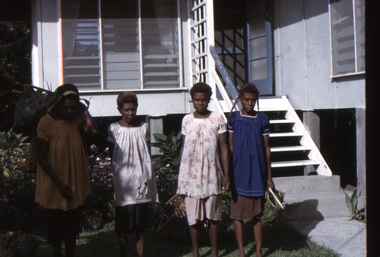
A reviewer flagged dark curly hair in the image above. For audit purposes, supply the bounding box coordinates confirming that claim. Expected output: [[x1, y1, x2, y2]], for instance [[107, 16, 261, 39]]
[[117, 92, 138, 109], [231, 83, 260, 112], [189, 82, 212, 99], [48, 83, 80, 113], [55, 83, 80, 102]]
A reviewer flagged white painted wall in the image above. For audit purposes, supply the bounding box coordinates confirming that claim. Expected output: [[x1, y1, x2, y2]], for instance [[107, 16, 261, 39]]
[[32, 0, 61, 90], [273, 0, 365, 110], [81, 90, 190, 117]]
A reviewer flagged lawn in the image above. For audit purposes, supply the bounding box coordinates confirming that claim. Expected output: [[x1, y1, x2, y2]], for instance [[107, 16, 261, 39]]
[[34, 220, 338, 257]]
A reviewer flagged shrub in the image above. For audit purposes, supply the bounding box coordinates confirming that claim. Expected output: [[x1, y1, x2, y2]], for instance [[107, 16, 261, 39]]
[[0, 133, 45, 235], [82, 145, 115, 231]]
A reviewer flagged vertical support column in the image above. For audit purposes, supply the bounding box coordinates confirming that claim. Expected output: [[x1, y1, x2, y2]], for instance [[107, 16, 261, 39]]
[[303, 110, 320, 175], [149, 115, 167, 155], [356, 108, 366, 209]]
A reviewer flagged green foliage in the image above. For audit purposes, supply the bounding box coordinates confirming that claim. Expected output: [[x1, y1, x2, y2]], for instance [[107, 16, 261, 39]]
[[150, 131, 182, 168], [261, 189, 286, 227], [0, 21, 32, 131], [0, 138, 45, 235], [341, 187, 366, 222], [0, 129, 28, 182], [154, 165, 179, 204], [0, 21, 31, 86], [83, 145, 115, 231]]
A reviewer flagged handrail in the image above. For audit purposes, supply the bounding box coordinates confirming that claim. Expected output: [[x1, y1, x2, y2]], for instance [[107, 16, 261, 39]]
[[209, 45, 240, 107]]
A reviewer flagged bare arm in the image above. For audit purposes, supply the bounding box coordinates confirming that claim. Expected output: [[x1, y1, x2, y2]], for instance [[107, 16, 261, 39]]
[[219, 132, 230, 191], [108, 142, 115, 160], [228, 132, 234, 154], [79, 110, 99, 135], [264, 134, 274, 189], [37, 138, 73, 199], [179, 135, 186, 162]]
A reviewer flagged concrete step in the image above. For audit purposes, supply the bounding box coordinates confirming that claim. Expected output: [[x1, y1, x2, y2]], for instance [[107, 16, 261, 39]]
[[273, 175, 341, 193], [273, 175, 350, 220]]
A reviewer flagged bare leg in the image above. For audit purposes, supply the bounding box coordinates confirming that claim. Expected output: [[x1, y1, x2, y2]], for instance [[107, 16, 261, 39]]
[[209, 220, 219, 257], [253, 217, 263, 257], [135, 229, 144, 257], [233, 220, 245, 257], [51, 242, 62, 257], [189, 223, 200, 257], [119, 236, 127, 257], [64, 235, 76, 257]]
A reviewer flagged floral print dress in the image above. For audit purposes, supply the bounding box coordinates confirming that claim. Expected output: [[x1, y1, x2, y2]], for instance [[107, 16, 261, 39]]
[[177, 112, 227, 199]]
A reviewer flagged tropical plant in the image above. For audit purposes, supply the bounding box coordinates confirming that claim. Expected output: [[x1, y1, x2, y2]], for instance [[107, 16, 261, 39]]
[[0, 129, 28, 183], [341, 187, 366, 222], [83, 145, 115, 230], [150, 131, 182, 168]]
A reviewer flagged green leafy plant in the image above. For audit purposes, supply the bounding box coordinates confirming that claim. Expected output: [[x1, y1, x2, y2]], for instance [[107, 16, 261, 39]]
[[83, 145, 115, 231], [0, 129, 28, 182], [150, 131, 182, 168], [261, 189, 286, 227], [341, 187, 366, 222]]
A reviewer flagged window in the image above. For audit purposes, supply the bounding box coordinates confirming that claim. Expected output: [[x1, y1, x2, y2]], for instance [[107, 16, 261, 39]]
[[246, 0, 273, 95], [61, 0, 182, 91], [329, 0, 365, 77]]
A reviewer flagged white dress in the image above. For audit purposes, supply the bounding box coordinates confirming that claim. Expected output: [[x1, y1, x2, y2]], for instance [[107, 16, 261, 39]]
[[107, 121, 158, 206], [177, 112, 227, 199]]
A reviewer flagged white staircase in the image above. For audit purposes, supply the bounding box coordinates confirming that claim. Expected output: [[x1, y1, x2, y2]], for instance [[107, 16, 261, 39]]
[[212, 92, 332, 177], [259, 96, 332, 176]]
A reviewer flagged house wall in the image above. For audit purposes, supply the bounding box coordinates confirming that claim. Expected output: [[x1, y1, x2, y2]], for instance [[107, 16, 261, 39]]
[[273, 0, 365, 110]]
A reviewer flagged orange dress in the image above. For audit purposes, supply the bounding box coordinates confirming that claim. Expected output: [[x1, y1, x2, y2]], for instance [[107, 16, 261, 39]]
[[35, 114, 91, 211]]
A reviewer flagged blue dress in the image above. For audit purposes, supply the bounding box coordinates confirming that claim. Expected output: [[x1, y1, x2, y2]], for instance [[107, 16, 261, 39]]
[[227, 111, 270, 197]]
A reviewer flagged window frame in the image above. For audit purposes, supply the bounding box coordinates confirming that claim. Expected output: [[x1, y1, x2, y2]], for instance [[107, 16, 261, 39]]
[[59, 0, 184, 92], [328, 0, 365, 78]]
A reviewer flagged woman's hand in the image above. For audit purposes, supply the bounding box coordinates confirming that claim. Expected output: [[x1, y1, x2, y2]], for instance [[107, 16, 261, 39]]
[[58, 183, 74, 200], [267, 177, 275, 190]]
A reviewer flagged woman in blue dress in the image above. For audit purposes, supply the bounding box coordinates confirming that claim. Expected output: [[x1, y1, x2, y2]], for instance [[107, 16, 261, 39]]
[[227, 83, 275, 257]]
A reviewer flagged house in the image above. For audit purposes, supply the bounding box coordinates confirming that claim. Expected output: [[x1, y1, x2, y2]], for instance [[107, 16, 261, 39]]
[[1, 0, 366, 208]]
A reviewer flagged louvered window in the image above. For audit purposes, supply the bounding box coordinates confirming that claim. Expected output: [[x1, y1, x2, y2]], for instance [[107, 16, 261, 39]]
[[329, 0, 365, 77], [61, 0, 182, 91]]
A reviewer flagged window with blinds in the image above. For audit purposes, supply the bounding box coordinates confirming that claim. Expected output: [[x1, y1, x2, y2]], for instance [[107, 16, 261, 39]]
[[61, 0, 181, 91], [330, 0, 365, 76]]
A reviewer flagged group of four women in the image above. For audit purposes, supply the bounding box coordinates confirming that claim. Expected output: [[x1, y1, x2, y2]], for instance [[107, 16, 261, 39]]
[[36, 82, 274, 257]]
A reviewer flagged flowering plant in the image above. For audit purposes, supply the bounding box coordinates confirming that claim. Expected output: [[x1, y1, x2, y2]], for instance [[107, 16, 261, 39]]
[[0, 130, 44, 234], [82, 145, 115, 230]]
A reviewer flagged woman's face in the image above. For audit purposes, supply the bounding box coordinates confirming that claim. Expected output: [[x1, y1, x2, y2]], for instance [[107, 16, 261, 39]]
[[58, 99, 78, 120], [192, 92, 210, 114], [240, 92, 258, 115], [119, 102, 137, 123]]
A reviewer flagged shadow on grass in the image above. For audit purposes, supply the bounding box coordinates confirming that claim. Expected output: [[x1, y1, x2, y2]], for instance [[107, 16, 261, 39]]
[[35, 218, 337, 257]]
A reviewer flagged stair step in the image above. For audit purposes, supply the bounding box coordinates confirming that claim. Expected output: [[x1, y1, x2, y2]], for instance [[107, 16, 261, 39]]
[[272, 159, 320, 168], [273, 175, 341, 193], [270, 119, 295, 124], [269, 132, 303, 138], [271, 146, 312, 152]]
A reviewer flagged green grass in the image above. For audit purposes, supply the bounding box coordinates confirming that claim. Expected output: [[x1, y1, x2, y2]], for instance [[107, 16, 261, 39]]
[[34, 221, 338, 257]]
